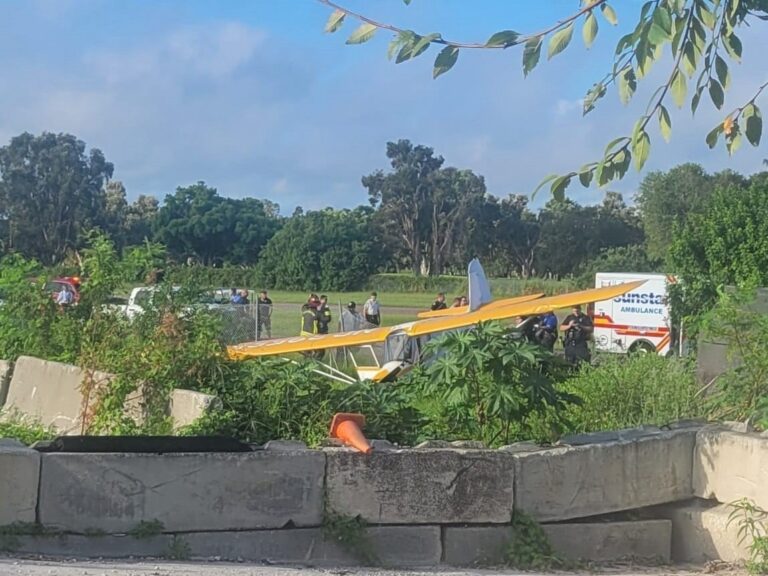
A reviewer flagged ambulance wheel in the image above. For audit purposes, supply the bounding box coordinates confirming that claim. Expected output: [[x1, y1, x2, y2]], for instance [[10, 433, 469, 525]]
[[629, 341, 655, 355]]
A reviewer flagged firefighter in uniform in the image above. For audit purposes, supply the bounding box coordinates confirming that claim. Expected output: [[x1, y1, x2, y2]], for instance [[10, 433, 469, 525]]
[[317, 295, 332, 335]]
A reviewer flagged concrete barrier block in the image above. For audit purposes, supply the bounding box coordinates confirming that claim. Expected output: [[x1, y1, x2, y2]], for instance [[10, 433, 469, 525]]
[[10, 534, 172, 558], [694, 426, 768, 510], [0, 442, 41, 525], [443, 521, 671, 565], [544, 520, 671, 563], [185, 526, 441, 567], [1, 356, 113, 434], [661, 501, 750, 563], [0, 359, 12, 407], [39, 451, 325, 533], [169, 389, 220, 430], [515, 429, 696, 522], [325, 449, 514, 524]]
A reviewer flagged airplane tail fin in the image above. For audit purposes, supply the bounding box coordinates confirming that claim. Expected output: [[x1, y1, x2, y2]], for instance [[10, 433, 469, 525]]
[[467, 258, 492, 312]]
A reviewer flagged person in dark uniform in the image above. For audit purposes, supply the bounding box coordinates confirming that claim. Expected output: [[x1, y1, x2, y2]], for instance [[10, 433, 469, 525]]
[[317, 294, 332, 334], [430, 292, 448, 311], [560, 305, 593, 365], [534, 311, 558, 351]]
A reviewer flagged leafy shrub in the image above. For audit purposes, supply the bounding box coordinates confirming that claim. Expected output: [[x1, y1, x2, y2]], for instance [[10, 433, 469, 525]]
[[560, 353, 702, 433], [0, 418, 55, 445], [701, 287, 768, 429], [408, 322, 575, 446]]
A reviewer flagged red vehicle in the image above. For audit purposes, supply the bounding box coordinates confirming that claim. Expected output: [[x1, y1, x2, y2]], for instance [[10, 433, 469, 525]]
[[44, 276, 82, 304]]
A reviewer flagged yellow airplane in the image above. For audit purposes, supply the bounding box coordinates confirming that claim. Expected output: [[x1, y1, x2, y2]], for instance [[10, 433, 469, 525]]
[[227, 262, 646, 383]]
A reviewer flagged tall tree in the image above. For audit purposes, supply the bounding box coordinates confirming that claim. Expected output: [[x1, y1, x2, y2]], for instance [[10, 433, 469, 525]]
[[257, 207, 379, 291], [0, 132, 114, 264], [363, 140, 443, 275], [670, 176, 768, 325], [635, 164, 747, 261], [154, 182, 280, 265]]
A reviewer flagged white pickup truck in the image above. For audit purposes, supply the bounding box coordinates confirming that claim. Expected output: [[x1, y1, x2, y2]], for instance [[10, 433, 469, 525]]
[[108, 286, 240, 320]]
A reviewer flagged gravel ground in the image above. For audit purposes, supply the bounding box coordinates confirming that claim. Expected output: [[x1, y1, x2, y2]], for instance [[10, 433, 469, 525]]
[[0, 558, 748, 576]]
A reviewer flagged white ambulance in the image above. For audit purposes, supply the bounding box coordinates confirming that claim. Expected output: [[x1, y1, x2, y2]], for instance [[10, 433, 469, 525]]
[[591, 272, 679, 356]]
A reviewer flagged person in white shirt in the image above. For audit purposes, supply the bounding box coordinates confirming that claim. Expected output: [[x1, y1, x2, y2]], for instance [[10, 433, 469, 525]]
[[363, 292, 381, 326]]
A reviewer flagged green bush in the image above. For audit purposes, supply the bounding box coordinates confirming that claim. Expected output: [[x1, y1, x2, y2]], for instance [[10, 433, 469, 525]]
[[0, 418, 55, 446], [560, 353, 703, 433]]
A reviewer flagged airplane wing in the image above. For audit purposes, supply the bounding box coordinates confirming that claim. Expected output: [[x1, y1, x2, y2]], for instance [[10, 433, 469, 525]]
[[226, 326, 392, 359], [416, 293, 545, 319], [404, 280, 646, 338]]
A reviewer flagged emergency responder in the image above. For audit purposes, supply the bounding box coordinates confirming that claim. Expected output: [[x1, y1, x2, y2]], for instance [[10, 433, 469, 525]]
[[317, 295, 332, 334], [300, 303, 319, 336], [257, 290, 273, 339], [534, 311, 558, 351], [560, 305, 593, 365]]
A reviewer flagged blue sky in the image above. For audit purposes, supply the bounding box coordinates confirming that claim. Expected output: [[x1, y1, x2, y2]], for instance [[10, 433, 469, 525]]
[[0, 0, 765, 213]]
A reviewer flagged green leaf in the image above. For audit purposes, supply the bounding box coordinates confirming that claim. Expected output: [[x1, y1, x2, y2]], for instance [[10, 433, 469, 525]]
[[532, 174, 559, 198], [578, 169, 593, 187], [743, 104, 763, 147], [346, 23, 377, 45], [618, 67, 637, 105], [709, 80, 724, 110], [410, 33, 441, 59], [604, 136, 628, 155], [601, 3, 619, 25], [658, 105, 672, 142], [403, 0, 412, 4], [698, 3, 717, 30], [632, 130, 651, 171], [615, 32, 634, 55], [647, 22, 670, 47], [324, 9, 346, 33], [715, 55, 731, 90], [486, 30, 520, 48], [705, 124, 723, 149], [583, 82, 606, 115], [727, 132, 742, 155], [671, 69, 687, 108], [550, 175, 572, 202], [582, 12, 598, 48], [691, 85, 704, 114], [671, 15, 686, 56], [724, 33, 743, 61], [653, 6, 673, 35], [547, 22, 574, 59], [522, 37, 542, 76], [682, 42, 698, 77], [433, 46, 459, 79]]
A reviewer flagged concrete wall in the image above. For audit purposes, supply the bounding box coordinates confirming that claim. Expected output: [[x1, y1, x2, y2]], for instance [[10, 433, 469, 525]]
[[0, 360, 11, 407], [2, 422, 767, 566], [694, 426, 768, 511], [0, 356, 217, 433]]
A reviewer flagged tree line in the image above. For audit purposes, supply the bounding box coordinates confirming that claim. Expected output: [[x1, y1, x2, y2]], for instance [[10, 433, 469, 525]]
[[1, 131, 767, 302]]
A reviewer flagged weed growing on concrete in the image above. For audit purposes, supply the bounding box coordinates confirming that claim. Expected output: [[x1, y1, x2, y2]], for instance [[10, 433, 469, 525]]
[[127, 519, 165, 539], [504, 512, 566, 570], [0, 522, 63, 553], [83, 527, 107, 538], [165, 536, 191, 560], [728, 498, 768, 574], [322, 511, 378, 565]]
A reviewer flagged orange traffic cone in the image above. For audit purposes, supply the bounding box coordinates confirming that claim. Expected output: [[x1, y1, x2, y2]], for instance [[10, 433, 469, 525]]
[[330, 413, 372, 454]]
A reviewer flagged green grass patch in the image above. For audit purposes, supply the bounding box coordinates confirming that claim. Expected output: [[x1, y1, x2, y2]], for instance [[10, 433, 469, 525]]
[[0, 418, 56, 446]]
